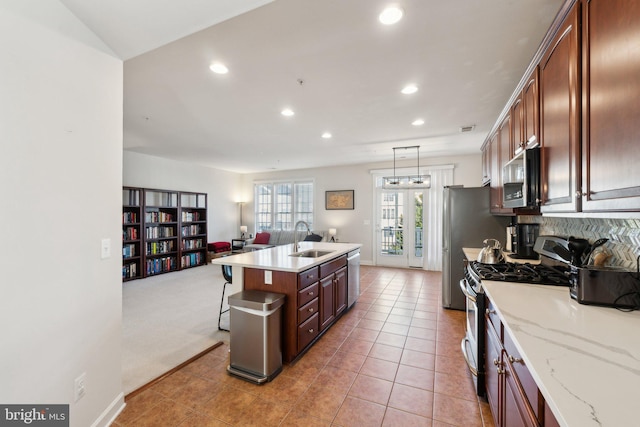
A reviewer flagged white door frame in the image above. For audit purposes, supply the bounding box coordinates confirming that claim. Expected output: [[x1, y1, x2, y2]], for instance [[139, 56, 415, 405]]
[[373, 185, 424, 268]]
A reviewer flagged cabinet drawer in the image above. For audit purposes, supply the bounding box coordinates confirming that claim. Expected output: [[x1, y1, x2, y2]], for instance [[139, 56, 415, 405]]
[[298, 297, 319, 324], [297, 312, 319, 352], [298, 282, 319, 307], [504, 329, 540, 420], [319, 255, 347, 278], [298, 267, 319, 289]]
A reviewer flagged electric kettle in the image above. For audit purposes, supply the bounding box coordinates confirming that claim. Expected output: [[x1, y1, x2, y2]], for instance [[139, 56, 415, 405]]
[[477, 239, 505, 264]]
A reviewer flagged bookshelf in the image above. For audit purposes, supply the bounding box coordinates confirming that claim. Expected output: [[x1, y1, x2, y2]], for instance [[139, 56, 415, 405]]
[[122, 187, 142, 281], [180, 192, 207, 269], [122, 187, 208, 281], [144, 189, 179, 276]]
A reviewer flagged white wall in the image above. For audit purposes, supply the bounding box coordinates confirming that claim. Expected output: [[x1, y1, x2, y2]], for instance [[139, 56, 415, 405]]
[[242, 153, 482, 264], [0, 2, 124, 426], [123, 151, 243, 243]]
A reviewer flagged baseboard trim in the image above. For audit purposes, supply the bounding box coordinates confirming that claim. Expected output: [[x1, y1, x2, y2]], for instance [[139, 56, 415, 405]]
[[91, 392, 125, 427], [125, 341, 224, 401]]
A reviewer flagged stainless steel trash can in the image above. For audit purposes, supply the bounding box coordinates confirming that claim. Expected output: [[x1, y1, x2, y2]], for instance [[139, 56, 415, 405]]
[[226, 290, 285, 384]]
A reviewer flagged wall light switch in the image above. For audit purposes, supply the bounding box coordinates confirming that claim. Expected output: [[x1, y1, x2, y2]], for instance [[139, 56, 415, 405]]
[[101, 238, 111, 259], [265, 270, 272, 285]]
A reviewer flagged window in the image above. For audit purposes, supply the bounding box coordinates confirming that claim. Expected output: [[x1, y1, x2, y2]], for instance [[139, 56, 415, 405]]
[[254, 180, 314, 231]]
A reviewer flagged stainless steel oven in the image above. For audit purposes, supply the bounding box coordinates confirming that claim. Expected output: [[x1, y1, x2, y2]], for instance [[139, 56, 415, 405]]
[[460, 266, 486, 397], [461, 257, 570, 397]]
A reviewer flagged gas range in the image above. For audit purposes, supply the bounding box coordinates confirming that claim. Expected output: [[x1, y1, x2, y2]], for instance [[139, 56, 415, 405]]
[[467, 261, 571, 287]]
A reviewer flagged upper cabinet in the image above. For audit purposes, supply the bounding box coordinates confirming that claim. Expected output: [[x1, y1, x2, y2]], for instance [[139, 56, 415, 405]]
[[580, 0, 640, 211], [483, 0, 640, 214], [491, 116, 514, 215], [539, 2, 581, 213], [522, 67, 539, 151]]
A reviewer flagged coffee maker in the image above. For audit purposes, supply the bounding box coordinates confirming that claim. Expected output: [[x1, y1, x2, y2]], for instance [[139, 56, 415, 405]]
[[512, 223, 540, 259]]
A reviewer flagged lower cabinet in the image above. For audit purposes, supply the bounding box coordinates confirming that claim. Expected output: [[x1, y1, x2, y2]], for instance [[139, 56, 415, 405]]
[[243, 254, 348, 363], [320, 266, 347, 331], [485, 298, 539, 427]]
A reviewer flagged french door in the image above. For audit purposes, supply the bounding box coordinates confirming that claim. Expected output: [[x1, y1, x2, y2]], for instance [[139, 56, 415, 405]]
[[375, 189, 424, 268]]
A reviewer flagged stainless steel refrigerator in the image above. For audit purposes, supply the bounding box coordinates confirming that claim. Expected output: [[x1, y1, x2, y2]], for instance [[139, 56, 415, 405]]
[[442, 186, 510, 310]]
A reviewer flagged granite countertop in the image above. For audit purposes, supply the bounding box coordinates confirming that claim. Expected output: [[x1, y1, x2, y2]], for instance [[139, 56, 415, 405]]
[[463, 248, 640, 426], [210, 241, 361, 273]]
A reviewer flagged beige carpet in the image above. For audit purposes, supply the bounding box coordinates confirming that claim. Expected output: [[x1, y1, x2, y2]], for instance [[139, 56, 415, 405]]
[[122, 262, 239, 394]]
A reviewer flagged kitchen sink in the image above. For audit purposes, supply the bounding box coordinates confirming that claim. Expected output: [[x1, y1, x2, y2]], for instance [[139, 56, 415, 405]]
[[289, 250, 334, 258]]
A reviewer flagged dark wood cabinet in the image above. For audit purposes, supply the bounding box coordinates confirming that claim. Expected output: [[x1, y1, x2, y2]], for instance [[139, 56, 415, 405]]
[[490, 116, 514, 215], [511, 95, 524, 156], [580, 0, 640, 211], [523, 67, 540, 150], [319, 275, 335, 330], [485, 320, 502, 424], [539, 2, 581, 213], [481, 140, 491, 186], [319, 256, 347, 331], [485, 295, 539, 427], [244, 255, 348, 363]]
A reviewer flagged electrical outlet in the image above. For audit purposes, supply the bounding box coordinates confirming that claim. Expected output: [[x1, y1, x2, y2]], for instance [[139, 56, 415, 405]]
[[74, 373, 86, 402]]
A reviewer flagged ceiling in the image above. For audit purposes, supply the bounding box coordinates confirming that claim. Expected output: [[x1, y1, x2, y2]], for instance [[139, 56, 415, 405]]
[[63, 0, 564, 174]]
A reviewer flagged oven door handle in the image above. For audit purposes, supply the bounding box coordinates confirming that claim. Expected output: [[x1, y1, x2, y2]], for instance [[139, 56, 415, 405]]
[[459, 279, 476, 303], [461, 337, 478, 377]]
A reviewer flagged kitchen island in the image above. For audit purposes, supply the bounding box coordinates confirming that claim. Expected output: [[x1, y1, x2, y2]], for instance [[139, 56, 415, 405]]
[[211, 241, 361, 362], [464, 247, 640, 426]]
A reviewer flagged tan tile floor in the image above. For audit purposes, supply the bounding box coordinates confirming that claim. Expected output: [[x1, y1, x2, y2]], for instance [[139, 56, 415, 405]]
[[114, 266, 495, 426]]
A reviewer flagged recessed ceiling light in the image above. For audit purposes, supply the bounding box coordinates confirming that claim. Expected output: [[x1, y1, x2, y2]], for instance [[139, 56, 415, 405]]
[[379, 6, 404, 25], [401, 84, 418, 94], [209, 63, 228, 74], [412, 119, 425, 126], [281, 108, 295, 117], [321, 132, 332, 139]]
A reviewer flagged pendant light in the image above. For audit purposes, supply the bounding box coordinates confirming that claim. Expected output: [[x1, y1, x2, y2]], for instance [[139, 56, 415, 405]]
[[382, 145, 431, 189]]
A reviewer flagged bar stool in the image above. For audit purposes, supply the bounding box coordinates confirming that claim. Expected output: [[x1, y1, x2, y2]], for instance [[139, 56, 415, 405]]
[[218, 265, 232, 331]]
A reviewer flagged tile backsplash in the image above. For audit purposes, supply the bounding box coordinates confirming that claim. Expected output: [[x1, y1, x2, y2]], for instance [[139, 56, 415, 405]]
[[520, 216, 640, 270]]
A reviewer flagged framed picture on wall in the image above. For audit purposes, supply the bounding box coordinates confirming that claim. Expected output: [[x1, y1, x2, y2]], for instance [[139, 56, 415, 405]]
[[325, 190, 354, 210]]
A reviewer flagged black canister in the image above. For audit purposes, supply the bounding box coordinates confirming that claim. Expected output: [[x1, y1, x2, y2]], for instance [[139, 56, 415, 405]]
[[513, 224, 540, 259]]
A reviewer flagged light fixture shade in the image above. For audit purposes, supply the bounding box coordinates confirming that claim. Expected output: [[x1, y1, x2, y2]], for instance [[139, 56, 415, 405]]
[[240, 226, 248, 233], [382, 145, 431, 189], [328, 228, 337, 236], [382, 175, 431, 189]]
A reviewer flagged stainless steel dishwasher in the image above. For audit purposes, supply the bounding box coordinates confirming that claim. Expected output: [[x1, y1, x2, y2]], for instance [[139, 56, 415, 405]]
[[347, 249, 360, 308]]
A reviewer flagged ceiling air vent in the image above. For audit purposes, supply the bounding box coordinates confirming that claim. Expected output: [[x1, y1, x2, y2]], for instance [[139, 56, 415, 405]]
[[459, 125, 475, 133]]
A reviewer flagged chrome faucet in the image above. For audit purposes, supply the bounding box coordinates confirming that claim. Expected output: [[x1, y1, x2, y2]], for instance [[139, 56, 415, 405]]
[[293, 220, 311, 252]]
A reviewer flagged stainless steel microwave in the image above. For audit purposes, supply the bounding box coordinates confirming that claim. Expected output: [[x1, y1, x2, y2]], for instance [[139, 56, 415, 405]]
[[502, 146, 540, 208]]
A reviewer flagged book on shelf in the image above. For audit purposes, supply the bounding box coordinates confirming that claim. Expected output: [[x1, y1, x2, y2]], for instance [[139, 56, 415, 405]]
[[123, 211, 138, 224], [122, 262, 138, 279], [122, 244, 136, 258], [144, 211, 174, 223], [181, 252, 202, 268]]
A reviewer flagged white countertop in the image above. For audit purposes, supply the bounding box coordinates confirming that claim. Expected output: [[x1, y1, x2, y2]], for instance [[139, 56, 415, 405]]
[[210, 241, 361, 273], [463, 248, 640, 426]]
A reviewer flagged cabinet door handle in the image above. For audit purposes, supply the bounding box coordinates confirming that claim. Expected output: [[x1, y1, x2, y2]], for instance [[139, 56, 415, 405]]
[[308, 308, 314, 313], [307, 274, 314, 280], [486, 308, 496, 315], [308, 291, 314, 296], [497, 367, 505, 375], [308, 328, 314, 333], [493, 358, 501, 366], [508, 355, 523, 364]]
